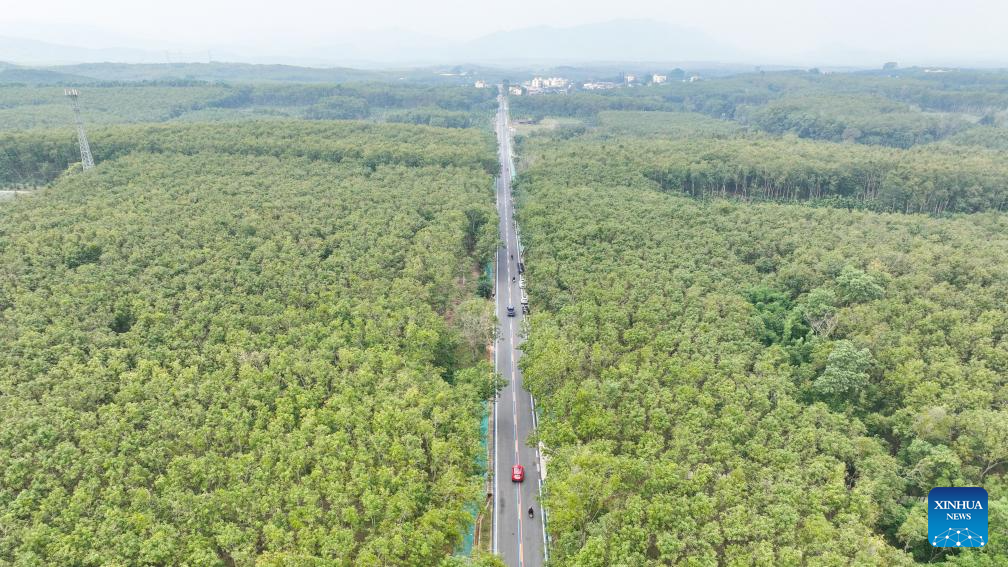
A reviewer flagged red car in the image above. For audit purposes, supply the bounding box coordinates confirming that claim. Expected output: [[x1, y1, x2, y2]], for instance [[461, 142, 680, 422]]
[[511, 464, 525, 482]]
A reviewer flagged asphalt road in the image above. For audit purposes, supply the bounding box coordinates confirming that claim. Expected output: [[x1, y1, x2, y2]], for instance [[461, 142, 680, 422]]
[[492, 92, 547, 567], [0, 191, 32, 200]]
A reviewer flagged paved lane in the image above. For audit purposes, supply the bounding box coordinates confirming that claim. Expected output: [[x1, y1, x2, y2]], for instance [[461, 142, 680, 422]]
[[492, 91, 546, 567]]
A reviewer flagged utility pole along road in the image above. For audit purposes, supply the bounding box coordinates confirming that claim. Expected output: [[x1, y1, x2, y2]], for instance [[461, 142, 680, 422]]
[[492, 91, 547, 567]]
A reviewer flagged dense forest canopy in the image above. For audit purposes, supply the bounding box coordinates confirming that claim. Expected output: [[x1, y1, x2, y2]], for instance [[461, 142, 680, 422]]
[[947, 125, 1008, 150], [735, 94, 972, 148], [0, 61, 505, 86], [0, 120, 503, 565], [509, 68, 1008, 214], [3, 65, 1007, 566], [512, 79, 1007, 565], [518, 182, 1008, 564], [0, 120, 499, 187], [0, 83, 235, 130], [510, 68, 1008, 148], [0, 82, 497, 131], [516, 131, 1008, 213], [594, 110, 743, 139]]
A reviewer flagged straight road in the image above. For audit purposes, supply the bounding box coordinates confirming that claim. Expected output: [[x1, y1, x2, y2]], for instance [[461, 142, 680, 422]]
[[492, 91, 546, 567], [0, 191, 32, 200]]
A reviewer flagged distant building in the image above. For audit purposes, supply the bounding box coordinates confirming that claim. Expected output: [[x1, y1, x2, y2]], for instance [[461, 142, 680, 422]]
[[508, 85, 524, 96], [522, 76, 569, 94], [651, 74, 668, 84], [542, 77, 568, 89], [582, 81, 618, 90], [527, 78, 565, 94], [687, 74, 702, 83], [474, 80, 489, 88], [623, 73, 637, 85]]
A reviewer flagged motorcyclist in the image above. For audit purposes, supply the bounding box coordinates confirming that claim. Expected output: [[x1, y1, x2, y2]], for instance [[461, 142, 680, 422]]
[[528, 507, 534, 519], [512, 276, 516, 282]]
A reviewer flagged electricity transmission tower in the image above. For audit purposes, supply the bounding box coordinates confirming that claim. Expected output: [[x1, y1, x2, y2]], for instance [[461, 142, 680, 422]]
[[65, 88, 95, 171]]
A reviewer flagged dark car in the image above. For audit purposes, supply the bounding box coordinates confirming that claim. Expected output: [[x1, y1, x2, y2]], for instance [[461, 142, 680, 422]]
[[507, 305, 516, 317]]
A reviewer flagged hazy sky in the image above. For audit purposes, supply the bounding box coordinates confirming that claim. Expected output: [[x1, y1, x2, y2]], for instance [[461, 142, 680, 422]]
[[2, 0, 1006, 64]]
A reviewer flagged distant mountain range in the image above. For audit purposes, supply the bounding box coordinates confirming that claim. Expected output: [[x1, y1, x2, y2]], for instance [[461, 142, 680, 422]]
[[0, 61, 393, 84], [457, 20, 739, 64], [0, 20, 743, 67], [0, 36, 185, 66]]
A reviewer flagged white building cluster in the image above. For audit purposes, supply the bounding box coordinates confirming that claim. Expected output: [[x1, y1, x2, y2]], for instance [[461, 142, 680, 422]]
[[518, 76, 571, 95], [502, 69, 696, 95], [531, 77, 568, 89], [582, 81, 618, 90]]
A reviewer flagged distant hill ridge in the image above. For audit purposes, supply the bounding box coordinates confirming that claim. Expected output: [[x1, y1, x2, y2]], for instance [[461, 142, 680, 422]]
[[1, 19, 740, 67]]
